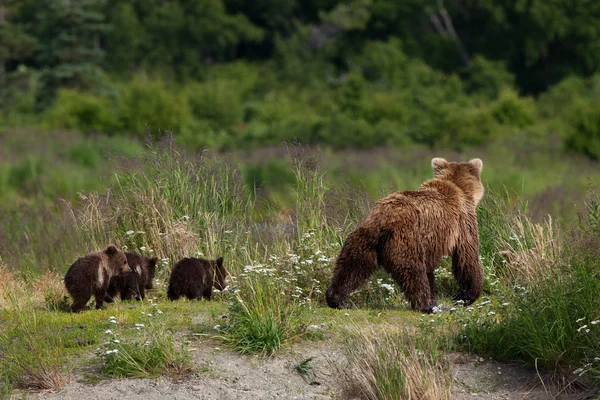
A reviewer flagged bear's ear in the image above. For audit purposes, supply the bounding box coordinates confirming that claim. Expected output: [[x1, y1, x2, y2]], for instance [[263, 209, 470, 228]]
[[150, 256, 159, 265], [469, 158, 483, 176], [215, 256, 224, 268], [431, 157, 448, 177], [105, 245, 119, 256]]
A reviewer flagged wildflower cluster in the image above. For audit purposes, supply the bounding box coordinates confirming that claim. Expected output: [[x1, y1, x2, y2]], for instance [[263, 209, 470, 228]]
[[96, 305, 188, 377]]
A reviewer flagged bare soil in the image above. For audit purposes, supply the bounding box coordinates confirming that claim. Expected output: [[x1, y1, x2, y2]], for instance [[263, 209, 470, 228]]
[[33, 338, 592, 400]]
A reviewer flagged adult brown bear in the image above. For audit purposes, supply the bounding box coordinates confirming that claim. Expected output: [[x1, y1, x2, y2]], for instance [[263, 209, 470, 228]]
[[325, 158, 485, 313]]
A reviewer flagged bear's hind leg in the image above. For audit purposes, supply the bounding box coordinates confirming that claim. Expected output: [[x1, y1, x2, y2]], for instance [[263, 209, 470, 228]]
[[71, 293, 92, 313], [386, 265, 433, 313], [427, 270, 437, 309]]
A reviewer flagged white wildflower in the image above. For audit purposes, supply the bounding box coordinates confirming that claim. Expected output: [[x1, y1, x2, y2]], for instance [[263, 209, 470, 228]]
[[104, 329, 113, 335], [576, 317, 586, 323], [126, 230, 135, 235]]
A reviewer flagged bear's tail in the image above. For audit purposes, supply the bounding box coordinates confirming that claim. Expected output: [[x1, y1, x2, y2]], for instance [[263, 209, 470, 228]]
[[325, 226, 380, 309]]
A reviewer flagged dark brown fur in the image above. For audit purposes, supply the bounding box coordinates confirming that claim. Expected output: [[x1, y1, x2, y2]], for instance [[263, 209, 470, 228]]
[[167, 256, 227, 301], [64, 245, 131, 312], [325, 158, 485, 313], [104, 252, 158, 302]]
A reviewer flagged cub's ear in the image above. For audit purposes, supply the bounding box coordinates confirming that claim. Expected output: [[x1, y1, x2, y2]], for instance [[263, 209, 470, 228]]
[[105, 245, 119, 255], [431, 157, 448, 177], [150, 256, 159, 264], [469, 158, 483, 176], [215, 256, 224, 268]]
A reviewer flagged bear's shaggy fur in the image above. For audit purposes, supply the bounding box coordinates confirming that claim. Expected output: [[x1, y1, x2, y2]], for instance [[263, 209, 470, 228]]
[[167, 256, 227, 301], [104, 252, 158, 302], [64, 245, 131, 312], [325, 157, 485, 313]]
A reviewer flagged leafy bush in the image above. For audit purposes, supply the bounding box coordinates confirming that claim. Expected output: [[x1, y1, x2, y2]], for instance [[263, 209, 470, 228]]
[[186, 79, 244, 128], [45, 89, 119, 134], [565, 100, 600, 160], [490, 88, 536, 128], [117, 76, 192, 137]]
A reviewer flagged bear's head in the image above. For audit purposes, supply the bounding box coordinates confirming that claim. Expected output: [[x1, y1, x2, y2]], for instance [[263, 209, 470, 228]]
[[105, 245, 131, 274], [212, 256, 227, 291], [431, 157, 484, 206]]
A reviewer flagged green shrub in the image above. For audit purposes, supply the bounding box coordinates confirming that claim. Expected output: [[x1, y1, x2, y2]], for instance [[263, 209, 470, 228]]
[[186, 79, 244, 128], [45, 89, 119, 134], [565, 100, 600, 160], [117, 76, 192, 137], [490, 88, 536, 128], [464, 55, 515, 100]]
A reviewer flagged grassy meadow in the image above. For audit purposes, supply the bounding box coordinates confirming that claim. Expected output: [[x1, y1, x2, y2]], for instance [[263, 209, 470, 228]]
[[1, 131, 600, 398]]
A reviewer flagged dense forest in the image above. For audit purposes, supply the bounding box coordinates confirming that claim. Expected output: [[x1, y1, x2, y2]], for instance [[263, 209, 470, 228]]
[[1, 0, 600, 156]]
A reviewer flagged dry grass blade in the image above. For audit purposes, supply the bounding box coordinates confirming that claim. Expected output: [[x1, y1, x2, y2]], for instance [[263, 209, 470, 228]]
[[16, 364, 70, 393], [332, 325, 452, 400], [498, 214, 561, 285]]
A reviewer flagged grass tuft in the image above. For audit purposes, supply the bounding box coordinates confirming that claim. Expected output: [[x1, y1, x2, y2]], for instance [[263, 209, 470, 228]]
[[334, 325, 452, 400]]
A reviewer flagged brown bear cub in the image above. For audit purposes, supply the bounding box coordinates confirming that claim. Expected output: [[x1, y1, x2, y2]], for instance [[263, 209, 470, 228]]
[[325, 158, 485, 313], [167, 256, 227, 301], [64, 245, 131, 312], [104, 252, 158, 302]]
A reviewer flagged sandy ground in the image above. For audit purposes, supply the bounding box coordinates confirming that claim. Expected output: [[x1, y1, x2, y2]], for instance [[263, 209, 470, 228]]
[[30, 337, 593, 400]]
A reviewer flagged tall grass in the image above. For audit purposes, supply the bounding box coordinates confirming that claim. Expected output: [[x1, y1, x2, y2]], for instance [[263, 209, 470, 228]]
[[221, 266, 308, 356], [334, 326, 452, 400], [456, 189, 600, 388]]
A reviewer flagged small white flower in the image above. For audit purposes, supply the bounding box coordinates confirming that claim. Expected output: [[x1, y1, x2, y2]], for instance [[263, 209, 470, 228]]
[[576, 317, 586, 323], [113, 339, 120, 343], [137, 231, 145, 234], [147, 313, 153, 317], [214, 325, 221, 330], [109, 319, 117, 324], [126, 230, 135, 235], [577, 325, 588, 332], [488, 311, 496, 316], [104, 329, 113, 335], [502, 302, 510, 306], [182, 215, 190, 221], [344, 313, 350, 316], [224, 230, 233, 234], [135, 324, 145, 328], [156, 310, 163, 315], [139, 246, 146, 251], [591, 320, 599, 325]]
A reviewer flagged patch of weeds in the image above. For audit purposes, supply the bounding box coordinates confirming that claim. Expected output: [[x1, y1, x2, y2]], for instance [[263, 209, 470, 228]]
[[221, 265, 308, 356], [334, 325, 452, 400], [296, 356, 319, 385], [97, 306, 191, 379]]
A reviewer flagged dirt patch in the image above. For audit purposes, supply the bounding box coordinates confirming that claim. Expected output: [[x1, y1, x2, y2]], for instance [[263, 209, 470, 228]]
[[33, 341, 591, 400]]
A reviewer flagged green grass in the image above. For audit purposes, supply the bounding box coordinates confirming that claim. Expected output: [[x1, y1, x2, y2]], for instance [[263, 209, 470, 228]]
[[1, 135, 600, 396]]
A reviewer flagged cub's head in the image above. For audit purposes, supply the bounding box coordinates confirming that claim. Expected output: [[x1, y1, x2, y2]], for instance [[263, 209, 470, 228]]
[[431, 157, 484, 206], [212, 256, 228, 291], [105, 245, 130, 274]]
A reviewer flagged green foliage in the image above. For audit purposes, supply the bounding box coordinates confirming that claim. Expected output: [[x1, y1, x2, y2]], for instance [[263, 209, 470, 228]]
[[490, 88, 536, 128], [45, 89, 119, 134], [222, 267, 308, 356], [464, 55, 515, 100], [117, 76, 192, 137], [565, 99, 600, 160], [99, 309, 191, 378]]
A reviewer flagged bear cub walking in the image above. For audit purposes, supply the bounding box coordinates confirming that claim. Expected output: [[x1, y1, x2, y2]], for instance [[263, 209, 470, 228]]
[[64, 245, 131, 312], [325, 157, 485, 313], [167, 256, 227, 301], [105, 252, 158, 302]]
